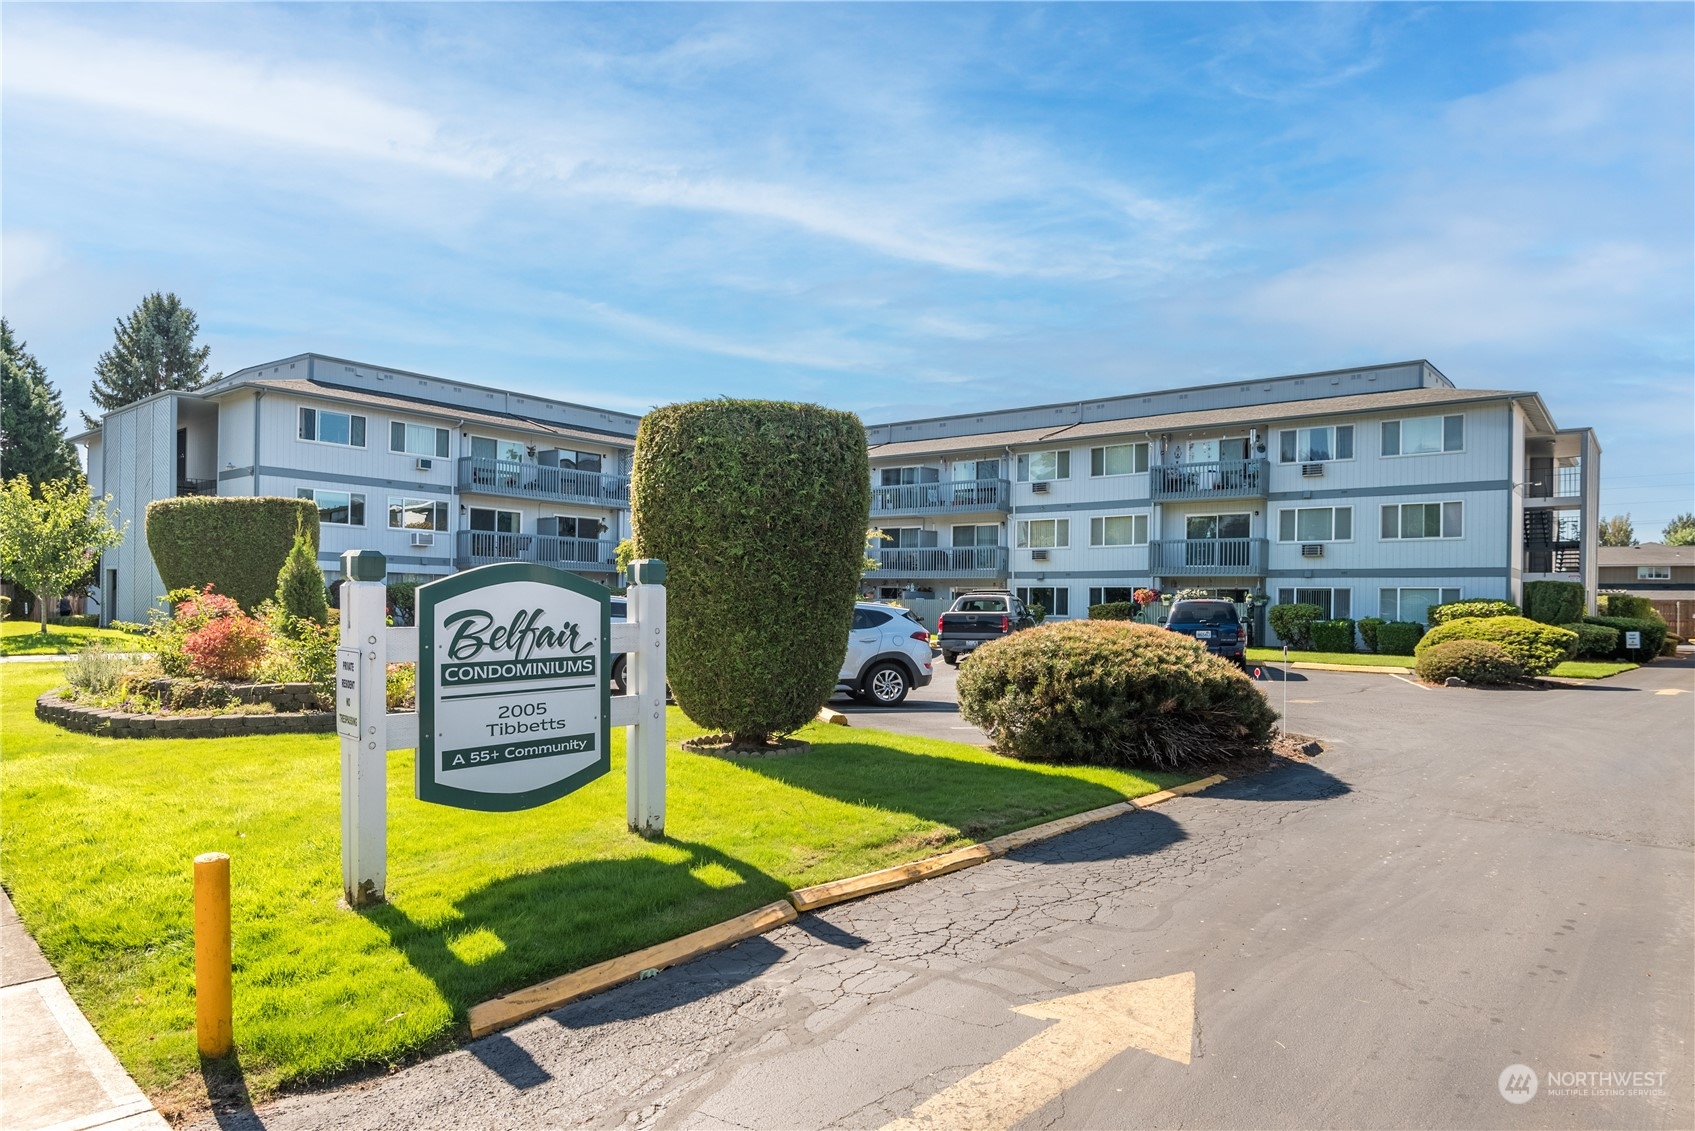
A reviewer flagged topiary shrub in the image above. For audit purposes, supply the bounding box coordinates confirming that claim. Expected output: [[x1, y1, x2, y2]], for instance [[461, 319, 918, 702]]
[[1375, 620, 1424, 656], [1267, 602, 1323, 650], [1599, 593, 1659, 621], [1310, 618, 1356, 653], [1524, 580, 1585, 625], [1416, 639, 1523, 685], [1356, 616, 1385, 653], [1582, 615, 1667, 662], [275, 521, 328, 626], [1415, 615, 1577, 677], [1088, 602, 1135, 621], [1428, 599, 1520, 626], [957, 620, 1277, 771], [1560, 622, 1618, 659], [147, 497, 319, 611], [630, 399, 870, 746]]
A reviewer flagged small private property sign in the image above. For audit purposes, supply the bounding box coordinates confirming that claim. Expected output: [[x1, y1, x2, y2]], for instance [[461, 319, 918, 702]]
[[416, 562, 612, 811]]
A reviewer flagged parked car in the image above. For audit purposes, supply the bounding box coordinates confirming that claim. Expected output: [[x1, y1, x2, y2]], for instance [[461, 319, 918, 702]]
[[936, 590, 1037, 665], [1162, 598, 1247, 667], [610, 596, 628, 694], [838, 602, 934, 705]]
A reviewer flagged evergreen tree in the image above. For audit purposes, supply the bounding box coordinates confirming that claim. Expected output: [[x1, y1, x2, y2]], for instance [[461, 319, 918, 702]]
[[86, 292, 218, 425], [1, 320, 79, 490], [276, 521, 329, 626], [1663, 513, 1695, 547]]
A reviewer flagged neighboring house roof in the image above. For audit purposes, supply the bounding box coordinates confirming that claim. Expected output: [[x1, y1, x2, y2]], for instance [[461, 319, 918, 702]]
[[867, 386, 1555, 462], [1598, 543, 1695, 568]]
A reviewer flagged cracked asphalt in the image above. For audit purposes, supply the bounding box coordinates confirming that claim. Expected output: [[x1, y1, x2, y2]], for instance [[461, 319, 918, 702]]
[[193, 659, 1694, 1130]]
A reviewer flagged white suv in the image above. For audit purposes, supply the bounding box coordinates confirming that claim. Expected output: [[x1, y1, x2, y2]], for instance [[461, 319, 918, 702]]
[[837, 602, 934, 706]]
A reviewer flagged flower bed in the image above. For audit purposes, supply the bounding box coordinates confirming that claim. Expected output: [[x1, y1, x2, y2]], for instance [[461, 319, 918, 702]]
[[35, 692, 332, 738]]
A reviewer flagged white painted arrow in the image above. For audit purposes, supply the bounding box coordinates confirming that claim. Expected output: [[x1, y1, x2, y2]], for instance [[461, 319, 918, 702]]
[[882, 971, 1195, 1131]]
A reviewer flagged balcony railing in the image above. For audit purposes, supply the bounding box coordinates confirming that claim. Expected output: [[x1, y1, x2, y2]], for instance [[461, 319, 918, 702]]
[[455, 530, 619, 572], [1526, 463, 1584, 500], [1150, 538, 1267, 577], [1149, 458, 1269, 501], [457, 457, 630, 508], [870, 479, 1012, 516], [868, 546, 1009, 579], [176, 478, 217, 497]]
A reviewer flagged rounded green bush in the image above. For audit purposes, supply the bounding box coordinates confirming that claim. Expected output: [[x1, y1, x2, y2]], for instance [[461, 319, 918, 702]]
[[1416, 639, 1523, 685], [1414, 615, 1577, 676], [631, 399, 870, 743], [146, 496, 319, 611], [1560, 621, 1618, 659], [1427, 599, 1519, 626], [1310, 618, 1355, 653], [1582, 614, 1667, 661], [957, 620, 1278, 771], [1356, 616, 1385, 653], [1267, 602, 1323, 649]]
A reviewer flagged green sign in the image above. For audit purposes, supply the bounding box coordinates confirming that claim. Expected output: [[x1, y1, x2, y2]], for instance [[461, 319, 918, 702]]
[[416, 563, 612, 811]]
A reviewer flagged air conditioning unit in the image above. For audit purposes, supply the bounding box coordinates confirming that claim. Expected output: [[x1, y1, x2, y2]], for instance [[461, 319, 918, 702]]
[[1031, 548, 1050, 561], [1301, 463, 1324, 477], [1031, 481, 1050, 494], [411, 532, 435, 548], [415, 458, 434, 471], [1301, 543, 1324, 558]]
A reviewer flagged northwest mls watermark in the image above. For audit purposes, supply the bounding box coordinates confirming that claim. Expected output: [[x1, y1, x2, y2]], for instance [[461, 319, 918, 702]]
[[1499, 1064, 1670, 1103]]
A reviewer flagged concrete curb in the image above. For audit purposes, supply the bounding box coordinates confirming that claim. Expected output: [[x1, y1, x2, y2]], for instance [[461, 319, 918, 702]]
[[1285, 661, 1412, 674], [463, 773, 1233, 1038]]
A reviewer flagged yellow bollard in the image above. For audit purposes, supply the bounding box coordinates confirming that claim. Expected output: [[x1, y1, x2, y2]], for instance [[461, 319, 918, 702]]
[[193, 852, 232, 1059]]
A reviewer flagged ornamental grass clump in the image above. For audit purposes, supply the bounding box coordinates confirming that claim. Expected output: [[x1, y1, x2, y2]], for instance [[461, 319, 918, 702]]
[[1414, 615, 1576, 677], [1415, 639, 1523, 685], [957, 620, 1278, 772]]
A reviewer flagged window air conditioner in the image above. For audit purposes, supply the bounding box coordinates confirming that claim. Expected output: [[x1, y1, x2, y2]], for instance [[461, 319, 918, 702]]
[[415, 458, 434, 471], [411, 532, 435, 548], [1031, 481, 1050, 494], [1301, 463, 1324, 477], [1031, 548, 1050, 561], [1301, 543, 1324, 558]]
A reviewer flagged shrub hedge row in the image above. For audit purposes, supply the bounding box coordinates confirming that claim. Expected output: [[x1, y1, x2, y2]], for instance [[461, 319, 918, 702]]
[[1559, 621, 1618, 658], [1310, 618, 1356, 653], [1416, 639, 1523, 685], [1600, 593, 1659, 620], [1356, 616, 1385, 653], [1375, 621, 1424, 656], [147, 497, 320, 611], [1582, 615, 1666, 662], [1088, 602, 1136, 621], [1428, 599, 1519, 626], [1415, 615, 1576, 676], [1524, 580, 1585, 625]]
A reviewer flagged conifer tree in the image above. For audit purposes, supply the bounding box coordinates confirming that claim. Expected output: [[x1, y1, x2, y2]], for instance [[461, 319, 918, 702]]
[[86, 292, 218, 425], [276, 521, 329, 626], [1, 320, 79, 489]]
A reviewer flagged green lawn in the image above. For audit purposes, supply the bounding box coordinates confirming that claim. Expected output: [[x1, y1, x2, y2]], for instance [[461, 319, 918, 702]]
[[0, 664, 1187, 1101], [1246, 647, 1639, 680], [1, 621, 150, 656]]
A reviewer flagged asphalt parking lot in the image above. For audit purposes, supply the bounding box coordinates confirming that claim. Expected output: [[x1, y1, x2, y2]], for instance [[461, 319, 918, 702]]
[[829, 650, 989, 744]]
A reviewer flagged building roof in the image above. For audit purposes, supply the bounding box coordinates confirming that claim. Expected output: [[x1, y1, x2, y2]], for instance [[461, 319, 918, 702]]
[[867, 386, 1552, 462], [1598, 542, 1695, 567]]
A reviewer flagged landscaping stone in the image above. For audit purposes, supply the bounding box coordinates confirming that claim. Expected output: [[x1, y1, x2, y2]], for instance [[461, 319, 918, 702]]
[[34, 693, 333, 739]]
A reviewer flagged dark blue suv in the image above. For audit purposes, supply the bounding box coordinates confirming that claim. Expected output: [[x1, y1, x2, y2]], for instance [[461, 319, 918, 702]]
[[1163, 599, 1247, 667]]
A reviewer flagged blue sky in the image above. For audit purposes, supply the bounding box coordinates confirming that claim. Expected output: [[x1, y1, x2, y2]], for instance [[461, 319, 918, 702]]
[[3, 3, 1690, 535]]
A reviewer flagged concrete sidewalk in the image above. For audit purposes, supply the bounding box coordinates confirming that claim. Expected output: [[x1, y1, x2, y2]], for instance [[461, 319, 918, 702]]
[[1, 890, 168, 1131]]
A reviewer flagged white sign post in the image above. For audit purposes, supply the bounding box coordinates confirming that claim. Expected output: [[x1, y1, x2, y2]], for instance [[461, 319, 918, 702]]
[[625, 560, 668, 836], [338, 551, 390, 907]]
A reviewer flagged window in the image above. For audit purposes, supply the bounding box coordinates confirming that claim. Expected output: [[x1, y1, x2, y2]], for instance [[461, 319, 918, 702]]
[[1381, 501, 1463, 539], [952, 459, 1001, 481], [388, 497, 448, 532], [1639, 565, 1672, 580], [297, 488, 365, 526], [1276, 588, 1352, 619], [1016, 518, 1069, 548], [1088, 586, 1140, 606], [1016, 587, 1070, 616], [554, 450, 603, 473], [1382, 414, 1464, 456], [470, 436, 527, 464], [390, 421, 451, 459], [952, 524, 998, 547], [1089, 514, 1149, 546], [880, 466, 940, 487], [467, 508, 520, 533], [1278, 425, 1353, 463], [1016, 450, 1070, 481], [1185, 513, 1251, 540], [298, 407, 366, 447], [1379, 587, 1462, 624], [1090, 443, 1149, 477], [550, 515, 605, 539], [1278, 506, 1353, 542], [852, 607, 895, 630]]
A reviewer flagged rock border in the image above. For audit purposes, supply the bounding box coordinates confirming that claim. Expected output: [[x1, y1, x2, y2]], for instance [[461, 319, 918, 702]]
[[35, 693, 334, 739]]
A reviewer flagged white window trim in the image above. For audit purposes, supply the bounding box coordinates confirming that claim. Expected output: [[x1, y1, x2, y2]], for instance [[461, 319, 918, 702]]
[[1277, 424, 1355, 464], [1379, 500, 1464, 541], [1088, 442, 1150, 478], [296, 406, 368, 449], [1088, 513, 1149, 547], [387, 496, 451, 533], [1275, 587, 1353, 619], [389, 420, 452, 459], [1276, 505, 1355, 544], [298, 487, 366, 527], [1379, 586, 1463, 622], [1016, 518, 1070, 548], [1638, 565, 1672, 580], [1017, 450, 1072, 482], [1380, 413, 1466, 458]]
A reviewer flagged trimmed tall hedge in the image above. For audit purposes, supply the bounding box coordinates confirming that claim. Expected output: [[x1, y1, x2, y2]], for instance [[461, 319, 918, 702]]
[[1560, 621, 1618, 659], [630, 399, 870, 743], [147, 497, 320, 611], [1310, 618, 1356, 653], [1088, 602, 1135, 621], [1375, 621, 1424, 656], [1357, 616, 1385, 653], [1415, 615, 1577, 677], [1524, 580, 1584, 626]]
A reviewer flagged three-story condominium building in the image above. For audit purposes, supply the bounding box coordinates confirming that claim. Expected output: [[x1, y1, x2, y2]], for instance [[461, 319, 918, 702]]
[[77, 354, 640, 624], [863, 360, 1599, 642]]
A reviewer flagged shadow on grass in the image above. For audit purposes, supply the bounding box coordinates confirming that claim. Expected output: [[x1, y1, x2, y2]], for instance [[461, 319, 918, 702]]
[[361, 840, 790, 1035], [199, 1050, 259, 1130]]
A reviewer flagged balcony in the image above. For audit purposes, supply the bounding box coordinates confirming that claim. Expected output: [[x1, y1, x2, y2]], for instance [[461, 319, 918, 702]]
[[870, 479, 1011, 517], [455, 530, 619, 572], [176, 478, 217, 497], [1150, 538, 1267, 577], [1525, 461, 1583, 503], [1149, 458, 1269, 502], [458, 457, 630, 509], [868, 546, 1009, 579]]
